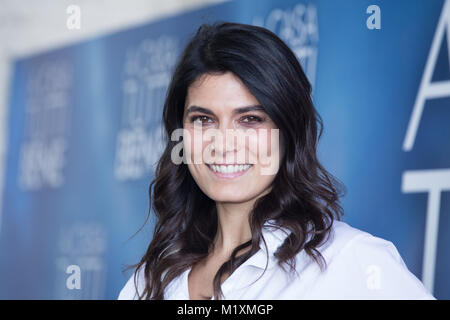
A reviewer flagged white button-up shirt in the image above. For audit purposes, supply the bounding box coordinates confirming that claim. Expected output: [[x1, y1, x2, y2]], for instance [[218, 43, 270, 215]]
[[118, 220, 435, 299]]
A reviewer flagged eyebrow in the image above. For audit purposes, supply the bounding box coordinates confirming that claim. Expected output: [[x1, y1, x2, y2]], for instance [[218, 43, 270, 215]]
[[185, 105, 265, 117]]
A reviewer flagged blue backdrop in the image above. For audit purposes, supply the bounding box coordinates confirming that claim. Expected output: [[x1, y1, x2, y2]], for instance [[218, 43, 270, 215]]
[[1, 0, 449, 299]]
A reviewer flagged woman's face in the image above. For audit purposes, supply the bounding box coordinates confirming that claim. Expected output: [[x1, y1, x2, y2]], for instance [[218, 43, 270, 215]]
[[182, 71, 281, 203]]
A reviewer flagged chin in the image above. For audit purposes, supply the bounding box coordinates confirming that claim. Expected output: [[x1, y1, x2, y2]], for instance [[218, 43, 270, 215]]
[[207, 189, 253, 203]]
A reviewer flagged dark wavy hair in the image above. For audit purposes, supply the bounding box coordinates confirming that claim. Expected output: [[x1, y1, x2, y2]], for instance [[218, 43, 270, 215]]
[[130, 21, 346, 300]]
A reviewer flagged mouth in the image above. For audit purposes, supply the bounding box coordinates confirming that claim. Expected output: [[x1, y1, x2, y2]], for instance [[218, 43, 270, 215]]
[[206, 163, 253, 179]]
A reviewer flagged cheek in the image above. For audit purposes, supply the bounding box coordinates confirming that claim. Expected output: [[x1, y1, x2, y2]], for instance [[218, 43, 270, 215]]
[[182, 128, 194, 161], [255, 128, 280, 157], [183, 128, 210, 164], [245, 133, 259, 164]]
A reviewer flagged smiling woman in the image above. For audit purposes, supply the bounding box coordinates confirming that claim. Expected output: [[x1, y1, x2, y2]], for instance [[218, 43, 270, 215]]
[[182, 72, 281, 204], [118, 21, 434, 300]]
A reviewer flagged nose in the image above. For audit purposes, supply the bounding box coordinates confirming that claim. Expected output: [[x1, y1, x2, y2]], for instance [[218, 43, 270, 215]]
[[210, 122, 241, 163]]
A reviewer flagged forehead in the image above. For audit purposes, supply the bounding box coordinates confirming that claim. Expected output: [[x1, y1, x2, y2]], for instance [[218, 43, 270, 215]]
[[185, 72, 260, 112]]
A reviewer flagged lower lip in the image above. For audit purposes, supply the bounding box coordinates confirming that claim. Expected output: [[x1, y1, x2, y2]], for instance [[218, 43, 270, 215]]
[[207, 164, 253, 179]]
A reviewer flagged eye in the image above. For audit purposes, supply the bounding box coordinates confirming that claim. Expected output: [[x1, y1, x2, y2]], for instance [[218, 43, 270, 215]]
[[190, 115, 213, 124], [241, 115, 263, 123]]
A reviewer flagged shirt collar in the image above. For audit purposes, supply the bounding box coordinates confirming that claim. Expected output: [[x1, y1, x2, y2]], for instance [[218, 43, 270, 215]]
[[240, 220, 292, 270], [167, 221, 293, 299]]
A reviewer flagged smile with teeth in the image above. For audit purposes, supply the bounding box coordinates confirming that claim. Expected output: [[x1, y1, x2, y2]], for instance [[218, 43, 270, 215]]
[[207, 164, 252, 174]]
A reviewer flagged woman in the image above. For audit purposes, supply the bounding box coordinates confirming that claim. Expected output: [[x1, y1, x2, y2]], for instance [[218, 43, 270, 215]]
[[118, 21, 434, 300]]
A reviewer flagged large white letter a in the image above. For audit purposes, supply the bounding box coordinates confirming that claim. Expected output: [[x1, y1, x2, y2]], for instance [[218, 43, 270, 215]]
[[403, 0, 450, 151]]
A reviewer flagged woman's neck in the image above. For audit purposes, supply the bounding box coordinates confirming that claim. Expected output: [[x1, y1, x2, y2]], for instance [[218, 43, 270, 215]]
[[213, 201, 253, 256], [212, 186, 272, 256]]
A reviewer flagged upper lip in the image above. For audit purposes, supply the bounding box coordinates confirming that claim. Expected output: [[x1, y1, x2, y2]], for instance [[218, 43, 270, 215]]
[[207, 163, 252, 165]]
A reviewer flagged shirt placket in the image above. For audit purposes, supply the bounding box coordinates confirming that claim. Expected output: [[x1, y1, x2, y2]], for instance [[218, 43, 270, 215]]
[[220, 254, 269, 299]]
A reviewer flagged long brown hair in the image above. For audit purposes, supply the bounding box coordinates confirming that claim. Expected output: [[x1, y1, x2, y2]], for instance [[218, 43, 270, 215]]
[[130, 21, 346, 299]]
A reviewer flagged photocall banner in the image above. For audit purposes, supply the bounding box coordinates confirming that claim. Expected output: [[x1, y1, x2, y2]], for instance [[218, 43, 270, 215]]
[[0, 0, 449, 299]]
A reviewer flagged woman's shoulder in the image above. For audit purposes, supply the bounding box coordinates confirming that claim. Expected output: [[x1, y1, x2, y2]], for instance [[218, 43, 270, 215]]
[[117, 265, 146, 300], [323, 219, 409, 265], [321, 219, 410, 274], [321, 219, 371, 253], [311, 219, 435, 299]]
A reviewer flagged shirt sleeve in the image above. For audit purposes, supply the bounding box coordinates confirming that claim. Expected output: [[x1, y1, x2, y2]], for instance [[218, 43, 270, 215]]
[[117, 274, 138, 300], [117, 267, 145, 300], [335, 233, 436, 299]]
